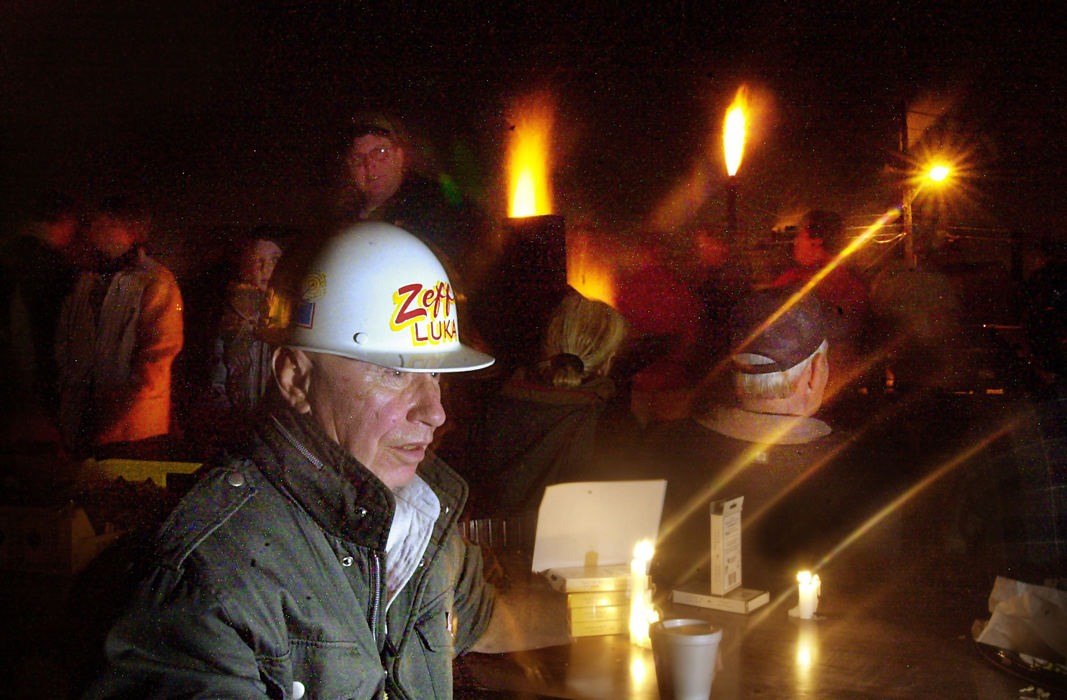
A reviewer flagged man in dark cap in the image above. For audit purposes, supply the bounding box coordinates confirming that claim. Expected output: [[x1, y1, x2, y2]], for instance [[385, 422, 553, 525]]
[[647, 291, 875, 594]]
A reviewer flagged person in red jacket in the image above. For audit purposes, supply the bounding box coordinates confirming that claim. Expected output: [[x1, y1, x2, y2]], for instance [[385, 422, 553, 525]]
[[55, 196, 183, 457], [772, 210, 870, 399]]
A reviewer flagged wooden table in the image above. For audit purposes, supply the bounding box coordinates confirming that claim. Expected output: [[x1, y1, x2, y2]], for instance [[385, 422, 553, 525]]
[[456, 546, 1045, 698]]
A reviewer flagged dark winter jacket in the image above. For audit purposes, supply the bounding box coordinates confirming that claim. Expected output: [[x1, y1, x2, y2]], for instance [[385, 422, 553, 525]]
[[84, 403, 495, 699]]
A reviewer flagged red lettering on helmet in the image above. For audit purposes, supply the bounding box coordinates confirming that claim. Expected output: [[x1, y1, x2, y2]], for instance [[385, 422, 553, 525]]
[[391, 283, 427, 330], [430, 282, 454, 319]]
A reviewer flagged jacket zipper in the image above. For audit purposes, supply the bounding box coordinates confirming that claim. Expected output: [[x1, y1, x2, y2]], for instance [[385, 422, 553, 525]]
[[270, 415, 326, 470], [271, 414, 393, 697], [370, 550, 383, 641], [371, 551, 387, 699]]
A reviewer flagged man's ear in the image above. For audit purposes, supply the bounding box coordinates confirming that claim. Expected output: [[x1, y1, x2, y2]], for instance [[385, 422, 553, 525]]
[[807, 351, 828, 390], [273, 347, 313, 414]]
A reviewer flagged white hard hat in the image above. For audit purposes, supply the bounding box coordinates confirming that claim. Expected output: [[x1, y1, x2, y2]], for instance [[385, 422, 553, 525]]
[[284, 222, 493, 373]]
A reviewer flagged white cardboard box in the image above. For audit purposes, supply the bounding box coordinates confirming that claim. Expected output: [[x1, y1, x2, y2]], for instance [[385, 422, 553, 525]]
[[531, 480, 666, 573], [710, 496, 743, 595]]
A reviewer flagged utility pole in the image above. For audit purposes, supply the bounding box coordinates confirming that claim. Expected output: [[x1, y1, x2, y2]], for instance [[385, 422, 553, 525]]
[[900, 99, 917, 268]]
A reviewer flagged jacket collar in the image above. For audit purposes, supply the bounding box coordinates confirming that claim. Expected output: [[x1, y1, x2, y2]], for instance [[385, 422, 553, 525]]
[[502, 367, 617, 404], [88, 244, 142, 274], [254, 402, 467, 550], [695, 405, 831, 445]]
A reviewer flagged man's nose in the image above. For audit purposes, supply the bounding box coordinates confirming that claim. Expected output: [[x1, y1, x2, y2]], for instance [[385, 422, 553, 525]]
[[410, 375, 446, 428]]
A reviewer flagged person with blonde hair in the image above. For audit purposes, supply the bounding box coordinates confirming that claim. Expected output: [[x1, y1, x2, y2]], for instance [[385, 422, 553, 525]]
[[536, 293, 629, 389], [462, 292, 631, 542]]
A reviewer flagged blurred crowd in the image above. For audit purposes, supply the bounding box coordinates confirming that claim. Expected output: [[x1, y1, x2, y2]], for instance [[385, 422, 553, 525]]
[[2, 108, 1064, 595]]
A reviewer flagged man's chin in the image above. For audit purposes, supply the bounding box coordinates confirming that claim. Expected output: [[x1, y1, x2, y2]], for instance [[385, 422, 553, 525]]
[[374, 455, 424, 490]]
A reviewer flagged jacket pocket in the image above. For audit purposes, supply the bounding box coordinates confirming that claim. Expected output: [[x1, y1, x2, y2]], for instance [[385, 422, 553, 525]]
[[403, 603, 455, 698], [414, 610, 452, 653], [260, 641, 382, 700]]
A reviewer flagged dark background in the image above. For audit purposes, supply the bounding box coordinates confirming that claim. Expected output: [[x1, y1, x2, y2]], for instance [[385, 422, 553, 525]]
[[3, 1, 1064, 248]]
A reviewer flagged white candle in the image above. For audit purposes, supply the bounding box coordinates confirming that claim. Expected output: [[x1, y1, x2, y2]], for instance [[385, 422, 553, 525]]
[[629, 539, 655, 646], [795, 571, 821, 619]]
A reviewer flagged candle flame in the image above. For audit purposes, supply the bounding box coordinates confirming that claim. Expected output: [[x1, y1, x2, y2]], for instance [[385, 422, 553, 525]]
[[797, 570, 812, 584], [724, 87, 748, 176], [507, 92, 555, 217], [634, 539, 655, 561]]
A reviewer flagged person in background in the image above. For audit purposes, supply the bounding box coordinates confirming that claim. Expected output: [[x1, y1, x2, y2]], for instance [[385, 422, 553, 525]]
[[461, 293, 630, 542], [338, 111, 489, 286], [613, 239, 707, 425], [647, 291, 897, 594], [772, 210, 871, 398], [54, 195, 183, 458], [83, 223, 566, 699], [208, 227, 287, 421], [0, 190, 79, 444]]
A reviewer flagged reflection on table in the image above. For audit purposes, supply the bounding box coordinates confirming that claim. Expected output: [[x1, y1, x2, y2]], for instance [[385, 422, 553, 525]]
[[456, 546, 1033, 699]]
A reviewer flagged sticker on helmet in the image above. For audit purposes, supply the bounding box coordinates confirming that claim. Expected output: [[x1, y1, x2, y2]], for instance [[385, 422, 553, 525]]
[[296, 301, 315, 329], [296, 272, 327, 329], [303, 273, 327, 300], [390, 281, 458, 346]]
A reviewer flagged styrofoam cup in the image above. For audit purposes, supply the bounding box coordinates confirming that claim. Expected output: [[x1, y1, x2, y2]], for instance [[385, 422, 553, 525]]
[[651, 618, 722, 700]]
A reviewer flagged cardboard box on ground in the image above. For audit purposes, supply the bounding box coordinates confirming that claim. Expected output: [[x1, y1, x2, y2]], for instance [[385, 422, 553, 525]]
[[0, 458, 200, 575]]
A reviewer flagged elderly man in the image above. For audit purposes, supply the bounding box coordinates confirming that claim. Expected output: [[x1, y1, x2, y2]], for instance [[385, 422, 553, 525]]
[[649, 291, 874, 593], [85, 223, 564, 699]]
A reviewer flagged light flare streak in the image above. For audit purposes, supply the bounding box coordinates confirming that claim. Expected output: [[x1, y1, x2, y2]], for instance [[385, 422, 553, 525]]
[[810, 416, 1021, 571]]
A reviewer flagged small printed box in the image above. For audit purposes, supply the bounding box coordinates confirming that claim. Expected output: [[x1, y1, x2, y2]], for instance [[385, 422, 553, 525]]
[[568, 616, 629, 638], [544, 563, 631, 593], [710, 496, 743, 595], [567, 603, 627, 624]]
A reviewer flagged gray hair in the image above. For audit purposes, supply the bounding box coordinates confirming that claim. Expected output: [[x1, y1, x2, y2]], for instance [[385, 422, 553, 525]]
[[734, 340, 828, 400]]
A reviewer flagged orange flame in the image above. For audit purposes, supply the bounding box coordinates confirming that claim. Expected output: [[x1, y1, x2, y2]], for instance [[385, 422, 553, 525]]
[[566, 230, 616, 307], [507, 93, 555, 217], [724, 87, 748, 176]]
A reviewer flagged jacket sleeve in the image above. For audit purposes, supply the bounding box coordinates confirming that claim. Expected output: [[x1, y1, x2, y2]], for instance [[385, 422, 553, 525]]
[[446, 531, 496, 655], [132, 266, 184, 397], [97, 264, 185, 443], [83, 565, 273, 700]]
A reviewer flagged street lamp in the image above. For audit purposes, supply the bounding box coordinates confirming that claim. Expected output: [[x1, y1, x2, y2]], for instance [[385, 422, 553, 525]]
[[928, 164, 951, 182], [902, 162, 953, 266]]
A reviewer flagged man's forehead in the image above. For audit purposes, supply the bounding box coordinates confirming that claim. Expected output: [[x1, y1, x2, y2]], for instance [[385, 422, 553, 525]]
[[351, 133, 395, 152], [304, 350, 409, 378], [251, 239, 283, 257]]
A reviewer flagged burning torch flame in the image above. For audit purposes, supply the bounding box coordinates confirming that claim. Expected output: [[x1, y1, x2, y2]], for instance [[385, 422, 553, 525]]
[[724, 88, 747, 176], [567, 230, 616, 307], [507, 93, 555, 217]]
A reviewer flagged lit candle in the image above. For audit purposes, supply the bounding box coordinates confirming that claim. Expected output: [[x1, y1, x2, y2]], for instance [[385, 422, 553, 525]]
[[629, 539, 655, 647], [794, 571, 821, 619]]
